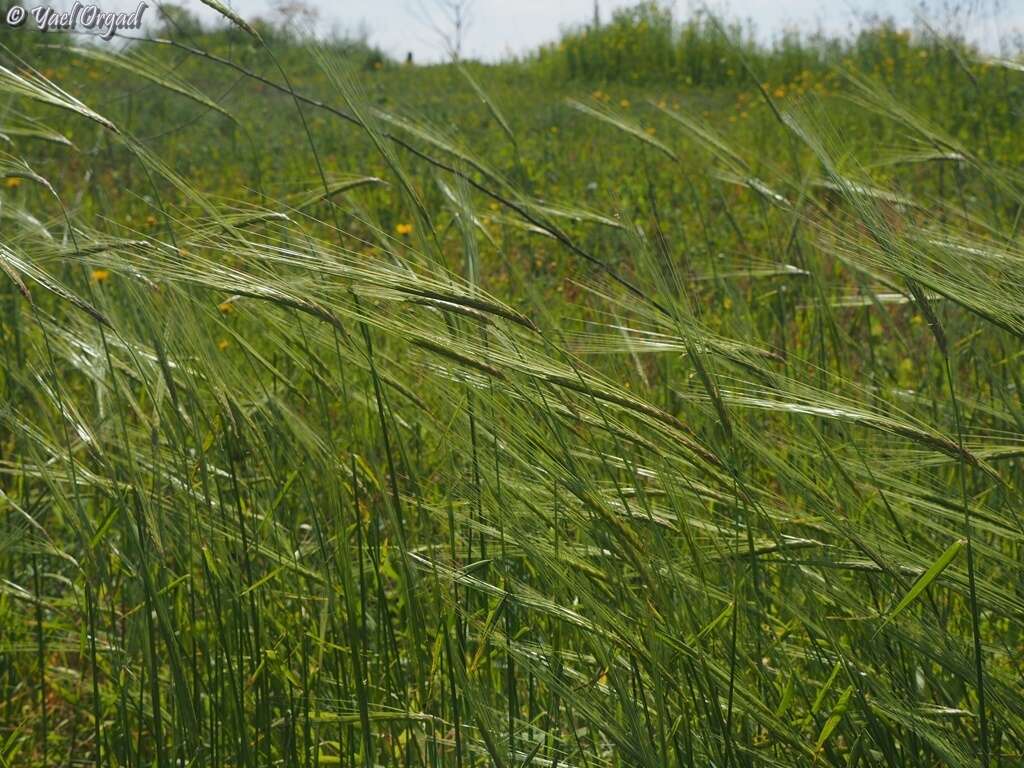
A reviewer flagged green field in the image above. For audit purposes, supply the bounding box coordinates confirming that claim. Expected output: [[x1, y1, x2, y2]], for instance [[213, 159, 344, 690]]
[[2, 3, 1024, 766]]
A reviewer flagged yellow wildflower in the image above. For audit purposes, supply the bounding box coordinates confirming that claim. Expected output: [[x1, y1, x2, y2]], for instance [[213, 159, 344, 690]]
[[90, 269, 110, 284], [395, 222, 413, 236], [4, 177, 21, 189], [217, 339, 231, 351], [898, 357, 915, 387]]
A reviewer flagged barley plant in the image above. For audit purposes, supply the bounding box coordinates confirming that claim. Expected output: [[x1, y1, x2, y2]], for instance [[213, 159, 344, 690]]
[[1, 2, 1023, 767]]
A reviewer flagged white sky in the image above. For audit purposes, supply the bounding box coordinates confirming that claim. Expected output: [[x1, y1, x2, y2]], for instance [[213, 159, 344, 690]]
[[174, 0, 1021, 62]]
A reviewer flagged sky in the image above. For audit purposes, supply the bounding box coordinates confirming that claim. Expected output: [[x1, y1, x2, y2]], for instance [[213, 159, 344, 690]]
[[174, 0, 1022, 62]]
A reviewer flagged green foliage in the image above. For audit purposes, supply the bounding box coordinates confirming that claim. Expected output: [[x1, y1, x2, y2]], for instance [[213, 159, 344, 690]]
[[531, 0, 1019, 120], [0, 6, 1023, 768]]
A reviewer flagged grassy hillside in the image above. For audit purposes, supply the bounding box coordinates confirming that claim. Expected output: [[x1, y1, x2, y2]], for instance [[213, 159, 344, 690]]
[[1, 5, 1024, 767]]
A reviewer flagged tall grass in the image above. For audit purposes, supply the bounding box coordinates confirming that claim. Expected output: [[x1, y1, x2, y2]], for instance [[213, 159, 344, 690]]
[[1, 5, 1023, 768]]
